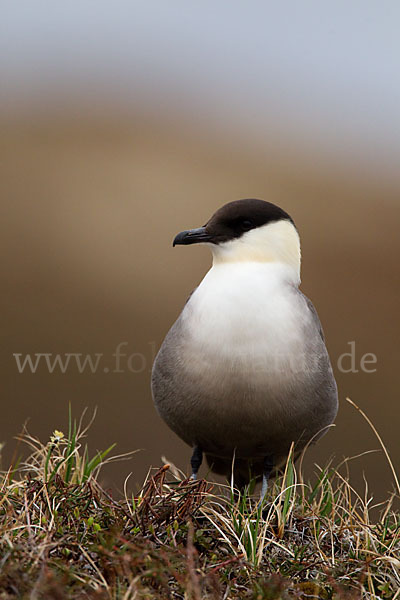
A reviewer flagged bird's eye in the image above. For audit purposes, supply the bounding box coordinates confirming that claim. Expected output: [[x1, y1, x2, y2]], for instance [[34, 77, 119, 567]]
[[241, 220, 253, 230]]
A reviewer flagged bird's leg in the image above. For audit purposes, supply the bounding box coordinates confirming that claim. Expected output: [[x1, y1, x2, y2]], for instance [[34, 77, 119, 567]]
[[190, 445, 203, 480], [260, 454, 274, 504]]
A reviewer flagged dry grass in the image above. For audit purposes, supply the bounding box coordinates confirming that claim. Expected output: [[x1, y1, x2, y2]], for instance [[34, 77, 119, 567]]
[[0, 404, 399, 599]]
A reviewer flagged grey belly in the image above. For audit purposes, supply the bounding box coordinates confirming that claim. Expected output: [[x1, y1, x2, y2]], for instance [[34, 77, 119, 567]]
[[151, 327, 338, 468]]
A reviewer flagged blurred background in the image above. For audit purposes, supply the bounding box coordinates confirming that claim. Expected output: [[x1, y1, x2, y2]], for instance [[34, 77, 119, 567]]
[[1, 1, 399, 500]]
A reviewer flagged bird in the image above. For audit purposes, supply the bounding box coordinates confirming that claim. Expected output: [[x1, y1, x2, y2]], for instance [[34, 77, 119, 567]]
[[151, 199, 338, 500]]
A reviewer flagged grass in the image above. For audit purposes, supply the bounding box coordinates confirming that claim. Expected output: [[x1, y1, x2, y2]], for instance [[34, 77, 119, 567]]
[[0, 403, 399, 599]]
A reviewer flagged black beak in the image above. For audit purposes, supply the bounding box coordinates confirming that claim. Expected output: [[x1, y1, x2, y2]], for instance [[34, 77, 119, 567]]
[[173, 226, 212, 246]]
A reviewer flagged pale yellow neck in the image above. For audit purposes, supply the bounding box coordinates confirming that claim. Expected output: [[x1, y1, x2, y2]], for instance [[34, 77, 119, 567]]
[[210, 220, 301, 283]]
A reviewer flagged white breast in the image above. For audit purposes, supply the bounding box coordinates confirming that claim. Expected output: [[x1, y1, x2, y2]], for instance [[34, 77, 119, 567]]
[[179, 261, 314, 391]]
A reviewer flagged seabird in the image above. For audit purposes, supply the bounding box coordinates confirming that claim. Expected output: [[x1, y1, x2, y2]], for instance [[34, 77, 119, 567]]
[[151, 199, 338, 499]]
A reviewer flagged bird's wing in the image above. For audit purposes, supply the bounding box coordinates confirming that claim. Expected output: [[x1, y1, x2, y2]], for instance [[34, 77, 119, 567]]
[[184, 288, 197, 306], [300, 291, 325, 342]]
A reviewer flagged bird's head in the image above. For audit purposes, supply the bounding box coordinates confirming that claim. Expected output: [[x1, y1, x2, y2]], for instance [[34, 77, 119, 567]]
[[173, 199, 301, 280]]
